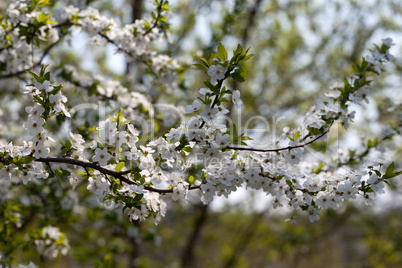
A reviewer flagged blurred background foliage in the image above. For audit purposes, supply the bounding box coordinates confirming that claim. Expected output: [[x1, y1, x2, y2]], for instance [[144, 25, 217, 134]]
[[1, 0, 402, 267]]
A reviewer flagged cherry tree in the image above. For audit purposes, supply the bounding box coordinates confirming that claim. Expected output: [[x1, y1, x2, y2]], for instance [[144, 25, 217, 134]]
[[0, 0, 401, 267]]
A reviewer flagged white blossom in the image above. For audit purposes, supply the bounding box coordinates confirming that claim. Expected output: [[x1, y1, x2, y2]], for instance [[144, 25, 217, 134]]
[[207, 64, 228, 83], [92, 148, 112, 166]]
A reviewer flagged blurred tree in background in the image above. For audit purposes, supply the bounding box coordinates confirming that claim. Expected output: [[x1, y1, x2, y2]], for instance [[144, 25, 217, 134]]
[[0, 0, 401, 267]]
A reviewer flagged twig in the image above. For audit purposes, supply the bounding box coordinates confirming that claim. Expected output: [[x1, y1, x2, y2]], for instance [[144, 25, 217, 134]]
[[0, 41, 61, 79], [226, 121, 333, 152], [143, 0, 164, 36], [34, 156, 200, 194]]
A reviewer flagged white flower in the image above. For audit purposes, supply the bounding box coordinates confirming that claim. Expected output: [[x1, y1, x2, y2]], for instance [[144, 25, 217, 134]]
[[382, 125, 394, 136], [315, 192, 331, 209], [303, 175, 322, 192], [368, 174, 385, 193], [305, 113, 325, 129], [365, 56, 382, 74], [48, 28, 59, 43], [33, 146, 49, 159], [199, 88, 212, 95], [125, 147, 142, 160], [231, 90, 243, 107], [382, 37, 395, 47], [69, 177, 79, 191], [200, 106, 219, 122], [18, 141, 33, 155], [21, 85, 40, 95], [200, 183, 216, 204], [49, 93, 70, 117], [338, 182, 358, 200], [325, 82, 342, 98], [172, 183, 188, 202], [92, 148, 112, 166], [139, 154, 155, 170], [151, 167, 168, 185], [307, 206, 320, 222], [34, 226, 69, 259], [119, 184, 146, 195], [34, 80, 54, 92], [207, 64, 228, 83], [284, 216, 297, 224], [23, 117, 45, 136], [25, 104, 45, 120], [185, 99, 202, 114], [211, 133, 230, 148], [70, 132, 85, 149], [346, 75, 359, 88]]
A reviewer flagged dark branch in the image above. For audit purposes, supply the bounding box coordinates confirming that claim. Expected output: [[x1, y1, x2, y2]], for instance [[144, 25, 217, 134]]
[[226, 122, 334, 152], [143, 0, 164, 36], [35, 156, 200, 194], [0, 41, 60, 80]]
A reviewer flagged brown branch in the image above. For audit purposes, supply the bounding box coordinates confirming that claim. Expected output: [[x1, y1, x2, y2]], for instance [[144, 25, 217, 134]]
[[98, 32, 155, 75], [0, 41, 60, 80], [226, 121, 333, 152], [223, 209, 267, 268], [181, 203, 209, 268], [199, 78, 225, 128], [35, 156, 200, 194]]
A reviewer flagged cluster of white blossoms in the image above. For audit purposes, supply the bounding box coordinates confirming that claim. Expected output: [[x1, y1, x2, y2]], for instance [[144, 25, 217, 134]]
[[71, 37, 396, 224], [0, 1, 59, 76], [0, 0, 399, 249], [2, 1, 400, 266], [0, 3, 398, 229], [63, 4, 180, 91], [1, 0, 179, 92], [34, 226, 69, 259]]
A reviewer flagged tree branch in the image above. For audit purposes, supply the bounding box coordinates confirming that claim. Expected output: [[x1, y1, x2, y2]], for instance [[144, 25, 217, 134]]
[[181, 203, 209, 268], [143, 0, 164, 36], [0, 41, 61, 80], [35, 156, 200, 194], [225, 121, 333, 152]]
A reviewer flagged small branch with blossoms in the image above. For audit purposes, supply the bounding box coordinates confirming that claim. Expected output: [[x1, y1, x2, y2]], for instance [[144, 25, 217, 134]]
[[0, 38, 399, 229], [225, 121, 334, 152], [0, 0, 401, 231], [0, 40, 61, 80]]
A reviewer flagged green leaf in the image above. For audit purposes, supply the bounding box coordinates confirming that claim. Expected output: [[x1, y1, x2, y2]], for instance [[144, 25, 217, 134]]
[[38, 13, 51, 23], [240, 135, 253, 141], [195, 56, 209, 68], [217, 43, 228, 61], [208, 53, 217, 65], [26, 71, 41, 82], [188, 175, 194, 184], [231, 68, 248, 82], [56, 175, 62, 187], [18, 156, 34, 165], [116, 162, 125, 172], [193, 63, 208, 71], [133, 194, 144, 203], [382, 170, 402, 180], [234, 44, 243, 56], [56, 168, 64, 176], [203, 81, 219, 93], [312, 162, 324, 174], [62, 170, 71, 176], [385, 162, 395, 175]]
